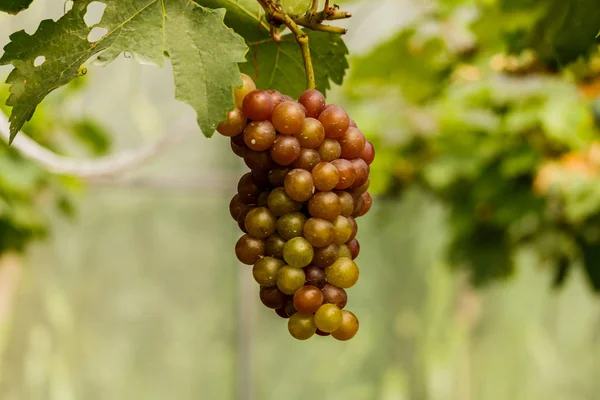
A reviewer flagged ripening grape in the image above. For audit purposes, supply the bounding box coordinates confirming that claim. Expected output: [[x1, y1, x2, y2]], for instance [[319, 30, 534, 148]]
[[298, 89, 326, 119], [314, 304, 342, 333], [243, 90, 274, 121], [331, 310, 359, 341], [288, 312, 317, 340], [284, 169, 315, 202], [234, 73, 257, 108], [293, 285, 324, 313], [217, 107, 247, 137], [223, 83, 373, 341], [272, 101, 306, 134], [277, 265, 306, 295], [325, 257, 359, 288]]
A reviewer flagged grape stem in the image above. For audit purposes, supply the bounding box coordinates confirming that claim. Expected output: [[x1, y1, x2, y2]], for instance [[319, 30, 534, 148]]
[[255, 0, 351, 90]]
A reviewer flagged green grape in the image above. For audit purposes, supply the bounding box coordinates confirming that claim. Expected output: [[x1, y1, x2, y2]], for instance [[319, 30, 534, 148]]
[[268, 187, 302, 216], [336, 191, 355, 217], [303, 218, 334, 248], [296, 117, 325, 148], [338, 244, 352, 259], [312, 162, 340, 192], [235, 234, 265, 265], [283, 237, 314, 268], [244, 207, 276, 239], [292, 148, 321, 171], [332, 215, 352, 245], [325, 257, 359, 288], [253, 257, 285, 287], [318, 138, 341, 162], [331, 310, 359, 341], [288, 312, 317, 340], [314, 303, 342, 333], [293, 285, 324, 313], [277, 265, 306, 295], [276, 212, 307, 240]]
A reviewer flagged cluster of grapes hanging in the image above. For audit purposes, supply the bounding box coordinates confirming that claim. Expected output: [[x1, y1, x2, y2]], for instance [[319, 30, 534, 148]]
[[219, 74, 374, 341]]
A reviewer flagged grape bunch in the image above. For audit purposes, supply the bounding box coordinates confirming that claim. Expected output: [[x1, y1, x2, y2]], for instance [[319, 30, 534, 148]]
[[219, 74, 374, 341]]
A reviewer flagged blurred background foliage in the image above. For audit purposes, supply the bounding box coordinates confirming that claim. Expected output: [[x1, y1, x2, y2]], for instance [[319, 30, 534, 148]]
[[1, 1, 600, 400]]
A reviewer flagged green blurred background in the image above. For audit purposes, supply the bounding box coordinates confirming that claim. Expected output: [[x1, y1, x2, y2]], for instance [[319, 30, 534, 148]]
[[2, 1, 600, 400]]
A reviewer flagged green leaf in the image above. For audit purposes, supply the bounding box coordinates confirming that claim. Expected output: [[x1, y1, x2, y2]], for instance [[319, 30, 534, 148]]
[[1, 0, 247, 139], [239, 31, 349, 99], [0, 0, 34, 14]]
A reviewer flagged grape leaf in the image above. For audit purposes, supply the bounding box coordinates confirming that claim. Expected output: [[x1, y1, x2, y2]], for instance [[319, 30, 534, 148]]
[[0, 0, 34, 14], [240, 31, 349, 99], [0, 0, 247, 140], [198, 1, 349, 97]]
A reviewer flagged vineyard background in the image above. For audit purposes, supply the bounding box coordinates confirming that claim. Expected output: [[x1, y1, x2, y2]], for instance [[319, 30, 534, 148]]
[[1, 1, 600, 400]]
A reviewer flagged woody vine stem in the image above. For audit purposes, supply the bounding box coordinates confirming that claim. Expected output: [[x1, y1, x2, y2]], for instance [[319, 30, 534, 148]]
[[255, 0, 351, 90]]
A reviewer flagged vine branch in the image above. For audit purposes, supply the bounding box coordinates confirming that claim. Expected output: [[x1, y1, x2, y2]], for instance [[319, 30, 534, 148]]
[[0, 112, 188, 178], [256, 0, 351, 90]]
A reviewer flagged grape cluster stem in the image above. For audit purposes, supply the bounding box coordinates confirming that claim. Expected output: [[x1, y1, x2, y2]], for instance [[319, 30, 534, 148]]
[[255, 0, 351, 91]]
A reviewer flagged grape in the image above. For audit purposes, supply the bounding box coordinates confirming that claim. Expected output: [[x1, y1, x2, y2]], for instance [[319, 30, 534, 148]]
[[361, 141, 375, 165], [312, 243, 339, 267], [350, 158, 370, 189], [293, 285, 324, 313], [347, 216, 358, 241], [325, 258, 359, 288], [318, 106, 350, 139], [321, 284, 348, 309], [347, 239, 360, 260], [252, 169, 270, 189], [285, 300, 297, 317], [235, 234, 265, 265], [308, 192, 341, 221], [292, 148, 321, 171], [275, 307, 290, 319], [230, 139, 247, 158], [234, 73, 257, 108], [243, 120, 276, 151], [338, 244, 352, 259], [243, 90, 274, 121], [237, 172, 261, 204], [288, 312, 317, 340], [332, 215, 353, 245], [257, 191, 270, 207], [265, 233, 286, 259], [236, 207, 251, 233], [296, 118, 325, 148], [315, 329, 331, 337], [267, 89, 286, 109], [318, 138, 341, 162], [253, 257, 285, 287], [260, 286, 287, 309], [270, 135, 301, 166], [314, 304, 342, 333], [355, 192, 372, 217], [352, 178, 370, 197], [305, 266, 326, 288], [312, 162, 340, 192], [244, 207, 276, 239], [272, 101, 306, 134], [268, 187, 302, 217], [268, 167, 290, 187], [217, 107, 247, 137], [229, 194, 248, 221], [303, 218, 334, 248], [284, 169, 315, 202], [331, 310, 359, 341], [331, 159, 356, 190], [277, 265, 306, 295], [244, 150, 274, 172], [298, 89, 326, 119], [336, 191, 355, 217], [276, 212, 307, 240], [283, 237, 314, 268], [349, 119, 358, 128], [339, 127, 366, 159]]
